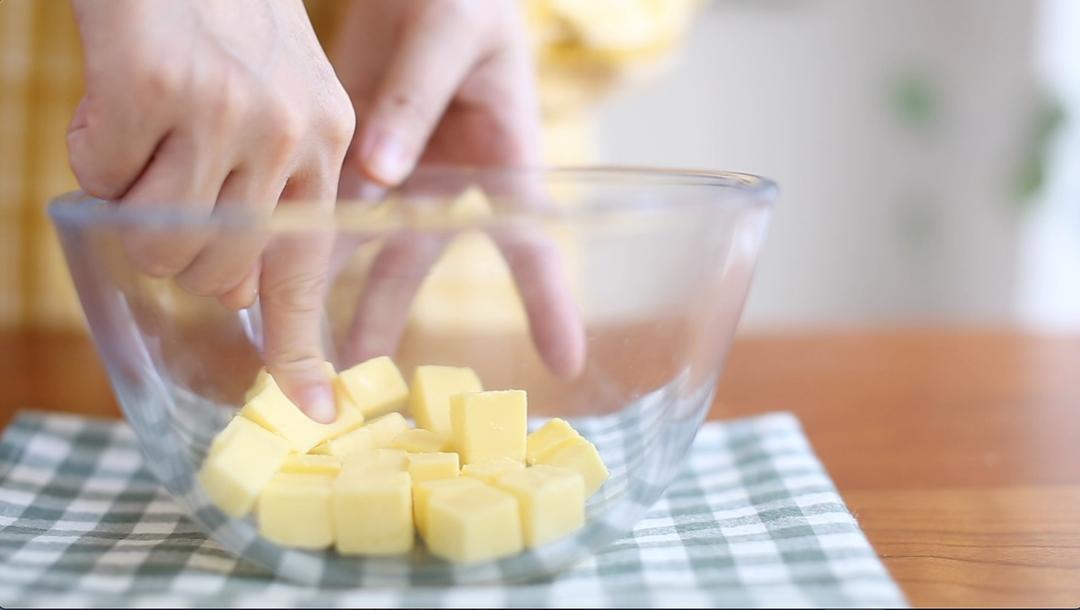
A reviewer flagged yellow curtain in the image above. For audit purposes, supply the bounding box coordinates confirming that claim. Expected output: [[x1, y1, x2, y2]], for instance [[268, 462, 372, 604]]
[[0, 0, 695, 331]]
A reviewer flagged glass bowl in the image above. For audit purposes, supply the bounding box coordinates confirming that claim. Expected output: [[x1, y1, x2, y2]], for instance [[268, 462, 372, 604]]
[[49, 166, 775, 586]]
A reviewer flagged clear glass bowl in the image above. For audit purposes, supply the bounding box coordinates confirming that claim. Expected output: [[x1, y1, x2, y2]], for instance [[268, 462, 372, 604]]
[[50, 166, 775, 586]]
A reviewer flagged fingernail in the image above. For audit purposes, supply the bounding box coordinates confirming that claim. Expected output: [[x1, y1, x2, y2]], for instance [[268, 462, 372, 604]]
[[364, 132, 412, 185], [298, 384, 337, 424]]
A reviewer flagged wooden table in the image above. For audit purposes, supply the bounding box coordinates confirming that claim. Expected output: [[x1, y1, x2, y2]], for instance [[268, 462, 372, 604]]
[[4, 328, 1079, 607]]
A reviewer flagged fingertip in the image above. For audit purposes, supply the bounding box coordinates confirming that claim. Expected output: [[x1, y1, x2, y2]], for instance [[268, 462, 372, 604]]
[[294, 382, 338, 424], [360, 130, 413, 186]]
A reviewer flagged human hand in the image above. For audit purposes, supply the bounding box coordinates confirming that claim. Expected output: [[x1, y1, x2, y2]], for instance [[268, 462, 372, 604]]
[[331, 0, 586, 377], [68, 0, 355, 422]]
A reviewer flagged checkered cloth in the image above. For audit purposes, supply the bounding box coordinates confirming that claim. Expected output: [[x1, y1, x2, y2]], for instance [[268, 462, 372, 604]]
[[0, 410, 905, 607]]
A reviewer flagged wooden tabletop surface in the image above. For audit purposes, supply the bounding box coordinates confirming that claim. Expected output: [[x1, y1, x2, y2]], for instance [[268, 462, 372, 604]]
[[4, 328, 1079, 607]]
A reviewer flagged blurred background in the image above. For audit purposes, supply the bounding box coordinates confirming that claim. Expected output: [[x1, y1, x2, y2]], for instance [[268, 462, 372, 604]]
[[2, 0, 1078, 332]]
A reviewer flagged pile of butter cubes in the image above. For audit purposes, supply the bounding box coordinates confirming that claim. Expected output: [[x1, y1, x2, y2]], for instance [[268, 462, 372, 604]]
[[197, 357, 609, 564]]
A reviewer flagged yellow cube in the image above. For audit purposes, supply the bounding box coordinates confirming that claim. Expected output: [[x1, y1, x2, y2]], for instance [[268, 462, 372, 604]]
[[341, 448, 408, 477], [494, 465, 586, 547], [390, 428, 450, 453], [333, 471, 414, 555], [241, 381, 365, 453], [309, 426, 374, 458], [526, 418, 581, 465], [409, 365, 483, 438], [426, 484, 523, 563], [336, 356, 409, 418], [257, 473, 334, 549], [280, 453, 341, 476], [534, 437, 610, 497], [450, 390, 527, 465], [197, 417, 290, 517], [407, 452, 459, 483], [243, 362, 340, 403], [412, 477, 484, 537], [365, 412, 410, 448], [461, 457, 525, 484]]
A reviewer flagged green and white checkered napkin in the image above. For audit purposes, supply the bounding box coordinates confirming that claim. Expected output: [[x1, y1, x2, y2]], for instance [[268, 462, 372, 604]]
[[0, 410, 905, 608]]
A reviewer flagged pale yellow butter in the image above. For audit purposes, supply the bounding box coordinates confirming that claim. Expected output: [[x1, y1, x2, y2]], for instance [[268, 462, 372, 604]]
[[257, 473, 334, 549], [365, 412, 410, 448], [425, 483, 523, 564], [495, 465, 585, 547], [534, 436, 609, 497], [526, 418, 581, 465], [336, 356, 409, 418], [450, 390, 527, 465], [280, 453, 341, 476], [390, 428, 450, 453], [461, 457, 525, 484], [412, 477, 484, 537], [241, 380, 364, 454], [197, 417, 290, 517], [333, 471, 414, 555], [341, 448, 409, 477], [409, 365, 482, 438], [406, 452, 459, 483], [309, 426, 374, 458]]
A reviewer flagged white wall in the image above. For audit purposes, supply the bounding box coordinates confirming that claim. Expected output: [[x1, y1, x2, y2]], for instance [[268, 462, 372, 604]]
[[593, 0, 1041, 327]]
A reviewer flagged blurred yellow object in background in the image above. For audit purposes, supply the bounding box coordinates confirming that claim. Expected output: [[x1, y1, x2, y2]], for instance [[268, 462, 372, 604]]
[[0, 0, 696, 330]]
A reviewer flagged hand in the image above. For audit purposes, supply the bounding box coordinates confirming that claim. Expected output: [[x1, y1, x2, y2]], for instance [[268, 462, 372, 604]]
[[68, 0, 355, 422], [331, 0, 586, 377]]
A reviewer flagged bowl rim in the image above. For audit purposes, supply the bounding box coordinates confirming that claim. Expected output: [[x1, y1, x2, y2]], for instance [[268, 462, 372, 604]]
[[49, 165, 778, 231]]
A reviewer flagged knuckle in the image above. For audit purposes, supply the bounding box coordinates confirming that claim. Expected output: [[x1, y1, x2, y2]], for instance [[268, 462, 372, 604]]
[[68, 152, 125, 201], [121, 232, 193, 278], [132, 58, 183, 100], [264, 98, 305, 165]]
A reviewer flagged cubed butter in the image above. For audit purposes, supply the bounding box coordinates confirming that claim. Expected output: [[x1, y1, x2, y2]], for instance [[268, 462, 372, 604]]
[[333, 471, 414, 555], [409, 365, 482, 438], [390, 428, 450, 453], [412, 477, 484, 537], [341, 448, 408, 477], [197, 417, 290, 517], [494, 465, 585, 547], [243, 362, 340, 404], [365, 412, 410, 448], [526, 418, 581, 465], [534, 436, 609, 497], [461, 457, 525, 484], [407, 452, 459, 483], [336, 356, 409, 418], [280, 453, 342, 476], [309, 426, 374, 458], [241, 378, 365, 453], [450, 390, 527, 465], [426, 484, 523, 563], [257, 473, 334, 549]]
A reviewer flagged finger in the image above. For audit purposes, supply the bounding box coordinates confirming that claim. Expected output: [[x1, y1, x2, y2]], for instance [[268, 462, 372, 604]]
[[491, 225, 586, 379], [119, 130, 223, 277], [66, 89, 172, 201], [174, 168, 283, 298], [218, 260, 261, 311], [342, 231, 449, 365], [356, 2, 484, 185], [259, 172, 337, 423]]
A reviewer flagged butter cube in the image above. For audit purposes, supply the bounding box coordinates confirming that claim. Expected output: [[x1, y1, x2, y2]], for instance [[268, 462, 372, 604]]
[[426, 484, 523, 563], [365, 412, 410, 448], [333, 471, 414, 555], [495, 465, 585, 547], [412, 477, 484, 537], [280, 453, 341, 476], [336, 356, 409, 418], [409, 365, 483, 438], [450, 390, 527, 465], [526, 418, 581, 465], [390, 428, 450, 453], [341, 448, 408, 477], [257, 473, 334, 549], [534, 437, 609, 497], [197, 417, 290, 517], [241, 380, 364, 453], [407, 452, 459, 483], [461, 457, 525, 484], [309, 426, 374, 458], [243, 362, 339, 404]]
